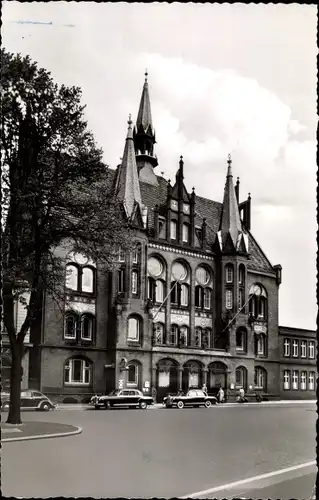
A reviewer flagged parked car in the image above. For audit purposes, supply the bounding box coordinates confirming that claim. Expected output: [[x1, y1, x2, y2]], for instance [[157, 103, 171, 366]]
[[163, 389, 217, 409], [90, 389, 154, 409], [1, 390, 56, 411]]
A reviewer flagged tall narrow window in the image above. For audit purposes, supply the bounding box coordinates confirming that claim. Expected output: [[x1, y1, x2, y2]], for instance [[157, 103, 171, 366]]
[[308, 341, 315, 359], [283, 370, 290, 390], [127, 364, 138, 385], [195, 327, 202, 347], [203, 288, 211, 309], [65, 314, 77, 339], [171, 282, 179, 305], [300, 340, 307, 358], [82, 267, 94, 293], [155, 280, 164, 303], [257, 335, 266, 355], [238, 265, 245, 285], [238, 288, 245, 310], [292, 340, 299, 357], [283, 339, 290, 357], [292, 370, 299, 390], [254, 367, 267, 390], [179, 326, 188, 346], [308, 372, 315, 390], [225, 265, 233, 283], [154, 323, 164, 345], [131, 270, 138, 295], [180, 284, 189, 307], [226, 289, 233, 310], [182, 224, 189, 243], [127, 317, 140, 341], [66, 265, 78, 290], [195, 286, 203, 308], [258, 297, 266, 318], [132, 245, 140, 264], [118, 269, 125, 293], [300, 371, 307, 390], [236, 328, 246, 351], [168, 325, 178, 345], [171, 221, 177, 240], [81, 315, 93, 340]]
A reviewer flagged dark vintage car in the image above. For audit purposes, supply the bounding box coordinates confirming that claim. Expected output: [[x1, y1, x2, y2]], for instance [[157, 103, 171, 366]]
[[90, 389, 154, 410], [163, 389, 217, 409], [1, 390, 56, 411]]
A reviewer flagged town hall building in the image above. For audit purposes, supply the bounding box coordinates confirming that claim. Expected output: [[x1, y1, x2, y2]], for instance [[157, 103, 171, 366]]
[[2, 74, 316, 403]]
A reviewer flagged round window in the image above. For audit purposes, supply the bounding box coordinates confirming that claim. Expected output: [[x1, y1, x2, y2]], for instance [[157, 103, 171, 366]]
[[147, 257, 163, 277], [172, 261, 187, 281], [196, 266, 210, 285]]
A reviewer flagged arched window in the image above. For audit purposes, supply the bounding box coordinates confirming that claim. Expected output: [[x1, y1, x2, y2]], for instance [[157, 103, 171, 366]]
[[127, 316, 141, 342], [82, 267, 94, 293], [195, 327, 202, 347], [81, 314, 94, 340], [236, 327, 247, 352], [249, 284, 268, 320], [64, 313, 78, 339], [64, 357, 92, 385], [203, 328, 211, 348], [238, 264, 245, 286], [155, 280, 165, 303], [180, 284, 189, 307], [256, 333, 267, 356], [182, 223, 189, 243], [254, 367, 267, 390], [127, 363, 139, 386], [225, 264, 234, 283], [154, 323, 164, 345], [66, 264, 79, 290], [196, 266, 211, 286], [235, 366, 247, 389], [179, 325, 189, 346], [203, 288, 211, 309], [168, 325, 178, 345]]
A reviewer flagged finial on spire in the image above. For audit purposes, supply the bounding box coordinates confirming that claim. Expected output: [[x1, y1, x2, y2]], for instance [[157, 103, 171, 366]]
[[227, 154, 233, 177], [145, 69, 148, 82], [128, 113, 132, 127]]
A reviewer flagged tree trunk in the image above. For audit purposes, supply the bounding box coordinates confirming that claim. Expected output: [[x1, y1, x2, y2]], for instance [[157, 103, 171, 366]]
[[7, 341, 23, 424]]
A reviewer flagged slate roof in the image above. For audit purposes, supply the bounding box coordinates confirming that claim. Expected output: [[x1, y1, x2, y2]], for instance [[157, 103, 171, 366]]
[[107, 168, 275, 275]]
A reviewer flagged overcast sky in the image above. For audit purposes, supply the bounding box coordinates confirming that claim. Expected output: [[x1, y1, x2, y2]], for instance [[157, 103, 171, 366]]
[[3, 2, 317, 329]]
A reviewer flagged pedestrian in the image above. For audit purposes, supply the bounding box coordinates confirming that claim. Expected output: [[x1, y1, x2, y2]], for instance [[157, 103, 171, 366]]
[[202, 383, 207, 393], [239, 387, 245, 403], [151, 386, 157, 404], [217, 387, 225, 403]]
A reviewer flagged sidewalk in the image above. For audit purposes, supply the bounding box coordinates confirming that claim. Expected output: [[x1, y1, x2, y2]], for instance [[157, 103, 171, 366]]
[[2, 421, 82, 442], [56, 400, 316, 411]]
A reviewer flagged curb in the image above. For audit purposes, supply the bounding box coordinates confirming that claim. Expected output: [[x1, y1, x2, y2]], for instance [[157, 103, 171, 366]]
[[2, 425, 82, 443]]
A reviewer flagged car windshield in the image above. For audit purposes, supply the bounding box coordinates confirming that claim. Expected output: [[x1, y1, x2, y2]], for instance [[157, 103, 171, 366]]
[[109, 390, 120, 396]]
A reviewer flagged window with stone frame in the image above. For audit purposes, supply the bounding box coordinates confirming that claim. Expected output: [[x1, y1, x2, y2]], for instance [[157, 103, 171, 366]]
[[170, 220, 177, 240], [64, 357, 92, 385], [308, 341, 315, 359], [127, 316, 141, 342], [80, 314, 94, 341], [179, 325, 189, 346], [236, 328, 247, 352], [203, 288, 211, 310], [300, 340, 307, 358], [182, 223, 190, 243], [300, 371, 307, 390], [118, 268, 125, 293], [180, 284, 189, 307], [308, 372, 315, 390], [154, 323, 164, 345], [168, 325, 178, 345], [292, 339, 299, 358], [131, 270, 139, 295], [235, 366, 247, 389], [127, 363, 139, 386], [283, 338, 291, 357], [225, 289, 233, 310], [254, 366, 267, 390], [195, 327, 202, 347], [155, 280, 165, 303], [292, 370, 299, 390], [256, 334, 267, 356], [283, 370, 290, 390], [225, 264, 234, 283], [64, 313, 78, 339]]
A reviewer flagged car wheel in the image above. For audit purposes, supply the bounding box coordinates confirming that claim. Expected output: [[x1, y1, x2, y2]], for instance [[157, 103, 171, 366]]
[[177, 400, 184, 409], [40, 402, 51, 411], [2, 402, 10, 411], [139, 401, 147, 410], [104, 401, 111, 409], [205, 400, 212, 408]]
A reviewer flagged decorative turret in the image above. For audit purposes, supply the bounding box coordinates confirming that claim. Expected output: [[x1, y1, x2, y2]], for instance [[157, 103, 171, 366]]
[[133, 71, 158, 185], [115, 115, 143, 221], [216, 155, 249, 253]]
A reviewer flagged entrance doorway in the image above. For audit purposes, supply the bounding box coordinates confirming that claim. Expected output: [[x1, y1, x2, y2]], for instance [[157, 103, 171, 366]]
[[156, 358, 178, 403], [208, 361, 228, 396]]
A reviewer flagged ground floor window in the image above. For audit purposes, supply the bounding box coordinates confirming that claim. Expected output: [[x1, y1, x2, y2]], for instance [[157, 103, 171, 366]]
[[189, 372, 199, 388], [300, 371, 307, 390], [283, 370, 290, 390], [64, 357, 92, 385], [308, 372, 315, 390], [235, 366, 247, 389], [158, 371, 170, 388], [292, 370, 299, 390]]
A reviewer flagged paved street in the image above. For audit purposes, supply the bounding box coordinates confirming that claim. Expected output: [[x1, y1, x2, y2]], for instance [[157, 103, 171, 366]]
[[2, 403, 316, 498]]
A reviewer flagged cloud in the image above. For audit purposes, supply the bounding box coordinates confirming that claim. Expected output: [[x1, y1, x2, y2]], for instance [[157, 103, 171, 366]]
[[14, 20, 53, 25]]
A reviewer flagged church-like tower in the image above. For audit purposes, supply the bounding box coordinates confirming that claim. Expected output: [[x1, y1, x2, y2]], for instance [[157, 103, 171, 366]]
[[133, 71, 158, 185]]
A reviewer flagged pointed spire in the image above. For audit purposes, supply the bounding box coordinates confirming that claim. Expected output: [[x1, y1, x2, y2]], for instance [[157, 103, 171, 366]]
[[115, 115, 142, 218], [136, 69, 153, 133], [219, 155, 243, 249]]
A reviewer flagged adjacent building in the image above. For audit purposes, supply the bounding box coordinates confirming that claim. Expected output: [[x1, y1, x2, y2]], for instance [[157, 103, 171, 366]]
[[2, 74, 316, 403]]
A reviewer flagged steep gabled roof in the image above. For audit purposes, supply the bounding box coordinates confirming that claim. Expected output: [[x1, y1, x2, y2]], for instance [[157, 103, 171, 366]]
[[114, 116, 142, 219]]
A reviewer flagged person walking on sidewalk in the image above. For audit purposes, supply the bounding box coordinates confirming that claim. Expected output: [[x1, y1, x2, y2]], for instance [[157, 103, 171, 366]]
[[217, 387, 225, 403]]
